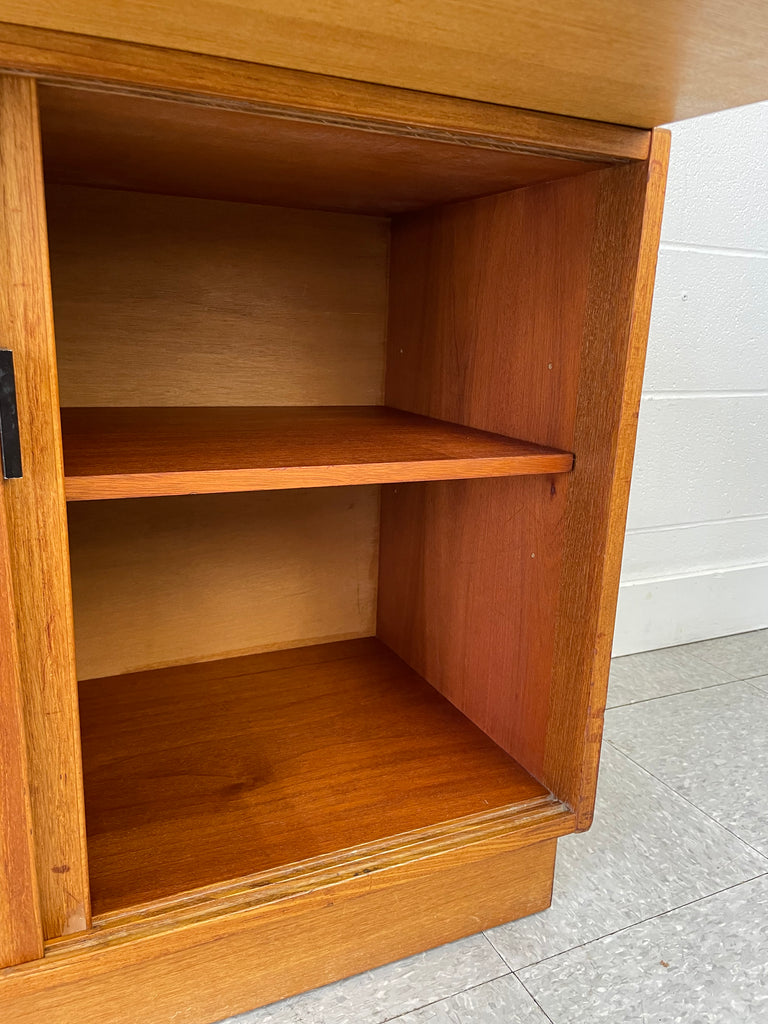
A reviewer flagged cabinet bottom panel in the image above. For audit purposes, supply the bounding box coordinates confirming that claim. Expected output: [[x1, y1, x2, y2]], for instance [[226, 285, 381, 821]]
[[0, 837, 556, 1024], [78, 637, 555, 915]]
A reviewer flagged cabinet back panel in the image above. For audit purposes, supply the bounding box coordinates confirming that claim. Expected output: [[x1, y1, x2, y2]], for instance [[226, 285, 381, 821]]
[[67, 487, 379, 680], [46, 185, 388, 407]]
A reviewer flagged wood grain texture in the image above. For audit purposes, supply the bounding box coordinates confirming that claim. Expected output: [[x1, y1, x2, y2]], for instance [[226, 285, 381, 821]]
[[0, 23, 648, 161], [0, 75, 90, 940], [78, 638, 549, 914], [385, 177, 599, 448], [39, 85, 605, 216], [0, 837, 557, 1024], [380, 175, 600, 773], [379, 476, 565, 776], [0, 497, 42, 967], [68, 488, 379, 680], [46, 185, 388, 408], [0, 2, 765, 126], [543, 132, 671, 826], [61, 406, 573, 501], [86, 797, 571, 935]]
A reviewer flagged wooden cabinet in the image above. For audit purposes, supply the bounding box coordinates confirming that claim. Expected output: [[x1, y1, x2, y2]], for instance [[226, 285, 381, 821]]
[[0, 8, 754, 1022]]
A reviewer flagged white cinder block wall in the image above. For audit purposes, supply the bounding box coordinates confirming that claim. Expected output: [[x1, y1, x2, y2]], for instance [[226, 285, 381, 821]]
[[613, 102, 768, 656]]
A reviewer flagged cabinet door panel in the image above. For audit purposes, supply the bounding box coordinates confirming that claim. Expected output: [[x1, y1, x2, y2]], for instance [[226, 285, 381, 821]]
[[0, 74, 90, 942], [0, 497, 42, 966]]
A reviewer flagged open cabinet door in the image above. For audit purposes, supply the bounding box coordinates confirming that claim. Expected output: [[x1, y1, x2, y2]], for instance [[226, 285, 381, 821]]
[[0, 75, 90, 947], [0, 496, 42, 967]]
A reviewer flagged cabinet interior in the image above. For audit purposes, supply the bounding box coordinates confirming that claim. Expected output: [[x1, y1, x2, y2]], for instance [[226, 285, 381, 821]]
[[37, 82, 624, 918]]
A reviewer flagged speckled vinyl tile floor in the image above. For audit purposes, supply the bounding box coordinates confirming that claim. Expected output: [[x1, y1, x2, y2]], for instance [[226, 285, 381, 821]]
[[221, 629, 768, 1024]]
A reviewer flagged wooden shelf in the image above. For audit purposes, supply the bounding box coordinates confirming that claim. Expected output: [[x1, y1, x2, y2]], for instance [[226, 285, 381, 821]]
[[61, 406, 573, 500], [78, 638, 556, 916]]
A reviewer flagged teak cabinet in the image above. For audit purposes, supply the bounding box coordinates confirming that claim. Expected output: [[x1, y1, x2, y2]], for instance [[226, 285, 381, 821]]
[[0, 7, 756, 1022]]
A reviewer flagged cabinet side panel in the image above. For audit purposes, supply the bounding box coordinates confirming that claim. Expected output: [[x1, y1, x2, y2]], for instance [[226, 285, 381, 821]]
[[381, 176, 600, 776], [544, 132, 670, 823], [0, 499, 43, 966], [384, 177, 599, 449], [0, 76, 90, 937], [379, 475, 565, 773]]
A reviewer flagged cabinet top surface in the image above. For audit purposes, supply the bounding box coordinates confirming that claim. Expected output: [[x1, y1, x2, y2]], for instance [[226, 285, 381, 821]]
[[0, 1, 766, 127]]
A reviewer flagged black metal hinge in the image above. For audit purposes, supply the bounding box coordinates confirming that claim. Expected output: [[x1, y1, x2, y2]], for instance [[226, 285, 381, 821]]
[[0, 349, 22, 479]]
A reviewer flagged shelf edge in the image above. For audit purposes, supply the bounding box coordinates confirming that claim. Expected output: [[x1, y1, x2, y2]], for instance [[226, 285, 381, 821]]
[[64, 453, 574, 501], [45, 797, 574, 957]]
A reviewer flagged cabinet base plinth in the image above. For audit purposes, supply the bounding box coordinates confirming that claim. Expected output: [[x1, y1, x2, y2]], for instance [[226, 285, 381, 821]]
[[0, 837, 556, 1024]]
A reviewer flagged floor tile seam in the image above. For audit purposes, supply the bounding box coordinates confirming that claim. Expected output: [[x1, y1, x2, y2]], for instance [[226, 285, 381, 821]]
[[604, 739, 768, 863], [682, 645, 767, 679], [378, 969, 516, 1024], [512, 974, 558, 1024], [482, 932, 558, 1023], [612, 650, 741, 684], [735, 668, 768, 683], [606, 675, 745, 710], [477, 929, 519, 976], [507, 871, 768, 977]]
